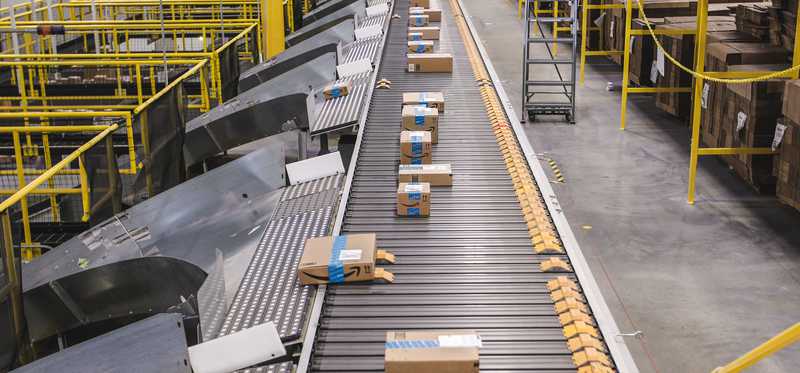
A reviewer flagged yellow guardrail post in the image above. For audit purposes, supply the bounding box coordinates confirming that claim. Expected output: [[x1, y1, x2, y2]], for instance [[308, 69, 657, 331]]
[[263, 0, 284, 58], [686, 0, 707, 204], [619, 0, 633, 130], [10, 132, 33, 257], [713, 323, 800, 373]]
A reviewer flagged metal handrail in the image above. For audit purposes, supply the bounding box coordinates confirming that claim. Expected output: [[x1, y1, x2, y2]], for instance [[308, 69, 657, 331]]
[[713, 323, 800, 373]]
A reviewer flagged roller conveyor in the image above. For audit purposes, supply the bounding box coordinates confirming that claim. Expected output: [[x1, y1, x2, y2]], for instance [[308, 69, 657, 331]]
[[297, 0, 639, 372]]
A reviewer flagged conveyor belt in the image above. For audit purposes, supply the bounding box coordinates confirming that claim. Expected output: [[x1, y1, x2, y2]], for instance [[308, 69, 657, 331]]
[[302, 0, 637, 372]]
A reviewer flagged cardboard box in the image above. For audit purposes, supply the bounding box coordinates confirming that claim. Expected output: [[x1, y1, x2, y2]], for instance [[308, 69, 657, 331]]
[[409, 14, 429, 27], [410, 7, 442, 22], [385, 330, 480, 373], [408, 40, 435, 53], [322, 81, 351, 100], [298, 234, 377, 285], [409, 0, 430, 8], [407, 53, 453, 73], [701, 43, 789, 147], [400, 130, 433, 164], [783, 80, 800, 124], [403, 92, 445, 112], [396, 183, 431, 217], [718, 70, 786, 193], [777, 118, 800, 209], [398, 164, 452, 186], [409, 26, 440, 40], [408, 32, 424, 41], [402, 105, 439, 143]]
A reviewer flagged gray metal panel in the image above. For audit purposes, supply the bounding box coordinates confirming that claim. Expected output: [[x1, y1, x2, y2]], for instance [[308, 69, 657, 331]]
[[18, 145, 285, 343], [11, 313, 190, 373], [184, 51, 337, 166], [287, 17, 356, 50], [239, 44, 341, 94], [310, 73, 371, 135], [307, 0, 616, 372], [219, 174, 342, 344], [302, 0, 362, 25]]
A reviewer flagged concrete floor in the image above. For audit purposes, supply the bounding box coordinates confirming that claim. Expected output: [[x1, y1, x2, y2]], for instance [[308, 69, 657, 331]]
[[460, 1, 800, 372]]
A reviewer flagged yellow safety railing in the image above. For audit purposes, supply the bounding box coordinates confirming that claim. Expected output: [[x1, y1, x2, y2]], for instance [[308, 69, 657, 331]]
[[713, 323, 800, 373], [0, 60, 210, 180], [619, 0, 695, 130], [518, 0, 573, 55], [0, 122, 119, 260], [0, 23, 258, 105], [579, 0, 624, 84]]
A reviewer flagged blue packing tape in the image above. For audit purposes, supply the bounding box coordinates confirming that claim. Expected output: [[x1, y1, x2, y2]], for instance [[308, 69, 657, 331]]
[[330, 87, 341, 97], [408, 207, 420, 216], [414, 107, 425, 125], [385, 340, 440, 349], [409, 192, 421, 200], [412, 34, 421, 41], [416, 44, 425, 53], [411, 141, 422, 156], [328, 235, 347, 283]]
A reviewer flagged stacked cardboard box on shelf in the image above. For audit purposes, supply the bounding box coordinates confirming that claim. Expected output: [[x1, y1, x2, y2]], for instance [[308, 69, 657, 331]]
[[769, 0, 798, 51], [777, 80, 800, 208], [700, 42, 789, 148], [651, 17, 739, 118], [735, 4, 771, 40], [719, 66, 787, 192]]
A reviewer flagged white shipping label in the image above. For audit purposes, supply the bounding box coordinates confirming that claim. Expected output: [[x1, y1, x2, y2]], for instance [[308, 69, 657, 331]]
[[737, 112, 747, 133], [656, 48, 665, 76], [438, 335, 483, 348], [427, 164, 450, 171], [610, 19, 615, 38], [650, 61, 659, 83], [773, 123, 787, 151], [701, 83, 710, 109], [404, 184, 424, 192], [338, 250, 362, 261], [408, 63, 416, 72]]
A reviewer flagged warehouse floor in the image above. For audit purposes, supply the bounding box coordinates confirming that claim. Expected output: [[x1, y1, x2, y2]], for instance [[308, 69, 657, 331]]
[[460, 1, 800, 372]]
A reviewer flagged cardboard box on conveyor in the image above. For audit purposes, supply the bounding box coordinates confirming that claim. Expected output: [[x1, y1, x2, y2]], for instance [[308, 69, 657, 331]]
[[297, 233, 395, 285], [409, 14, 429, 27], [408, 26, 440, 40], [400, 130, 433, 164], [397, 182, 431, 217], [410, 7, 442, 22], [322, 81, 351, 100], [409, 0, 430, 8], [402, 105, 439, 143], [403, 92, 445, 112], [385, 330, 481, 373], [407, 53, 453, 73], [408, 40, 435, 53], [398, 164, 452, 186]]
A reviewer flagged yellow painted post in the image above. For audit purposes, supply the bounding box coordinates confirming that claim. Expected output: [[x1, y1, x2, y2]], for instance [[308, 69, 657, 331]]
[[793, 1, 800, 79], [1, 212, 25, 355], [263, 0, 284, 58], [687, 0, 708, 204], [579, 0, 588, 84], [714, 323, 800, 373], [78, 156, 90, 221], [619, 0, 633, 130], [11, 132, 33, 258]]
